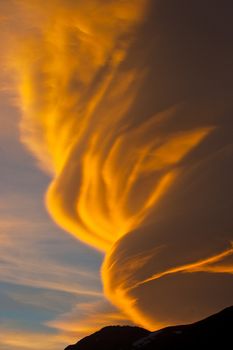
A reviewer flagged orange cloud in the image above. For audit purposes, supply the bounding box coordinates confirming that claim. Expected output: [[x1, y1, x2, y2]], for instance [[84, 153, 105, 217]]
[[1, 0, 232, 337], [0, 327, 69, 350], [47, 299, 131, 340]]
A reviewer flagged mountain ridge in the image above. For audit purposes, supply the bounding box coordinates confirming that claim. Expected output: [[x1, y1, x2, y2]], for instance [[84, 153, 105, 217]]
[[65, 305, 233, 350]]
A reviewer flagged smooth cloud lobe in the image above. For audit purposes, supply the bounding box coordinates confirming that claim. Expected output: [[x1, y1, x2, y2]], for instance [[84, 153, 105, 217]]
[[1, 0, 233, 331]]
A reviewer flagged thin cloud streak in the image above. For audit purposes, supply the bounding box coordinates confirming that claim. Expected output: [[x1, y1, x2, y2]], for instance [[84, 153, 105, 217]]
[[0, 217, 102, 297], [47, 299, 131, 339], [0, 327, 69, 350]]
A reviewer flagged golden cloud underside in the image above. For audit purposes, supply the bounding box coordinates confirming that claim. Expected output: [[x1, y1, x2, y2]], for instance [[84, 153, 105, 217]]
[[1, 0, 232, 332]]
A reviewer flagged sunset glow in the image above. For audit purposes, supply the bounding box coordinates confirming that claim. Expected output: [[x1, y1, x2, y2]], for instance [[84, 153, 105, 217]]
[[0, 0, 232, 348]]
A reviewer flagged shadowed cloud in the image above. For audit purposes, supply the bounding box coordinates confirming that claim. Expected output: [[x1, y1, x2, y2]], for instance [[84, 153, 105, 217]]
[[0, 0, 232, 337]]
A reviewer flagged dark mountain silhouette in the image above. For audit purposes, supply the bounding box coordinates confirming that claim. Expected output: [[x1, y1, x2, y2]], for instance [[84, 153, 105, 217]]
[[65, 325, 149, 350], [65, 306, 233, 350]]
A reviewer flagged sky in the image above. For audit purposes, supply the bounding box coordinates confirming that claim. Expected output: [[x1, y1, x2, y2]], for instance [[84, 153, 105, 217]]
[[0, 1, 232, 349]]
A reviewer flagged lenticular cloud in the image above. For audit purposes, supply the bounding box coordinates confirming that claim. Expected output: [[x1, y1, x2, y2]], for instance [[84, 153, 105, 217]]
[[1, 0, 232, 329]]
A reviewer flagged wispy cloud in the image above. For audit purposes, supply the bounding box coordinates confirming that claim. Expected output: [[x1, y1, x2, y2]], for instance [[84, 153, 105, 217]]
[[47, 299, 132, 340], [0, 214, 102, 296], [0, 327, 69, 350]]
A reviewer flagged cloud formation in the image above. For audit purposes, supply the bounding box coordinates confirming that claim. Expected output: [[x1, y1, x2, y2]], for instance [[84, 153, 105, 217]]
[[1, 0, 232, 333]]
